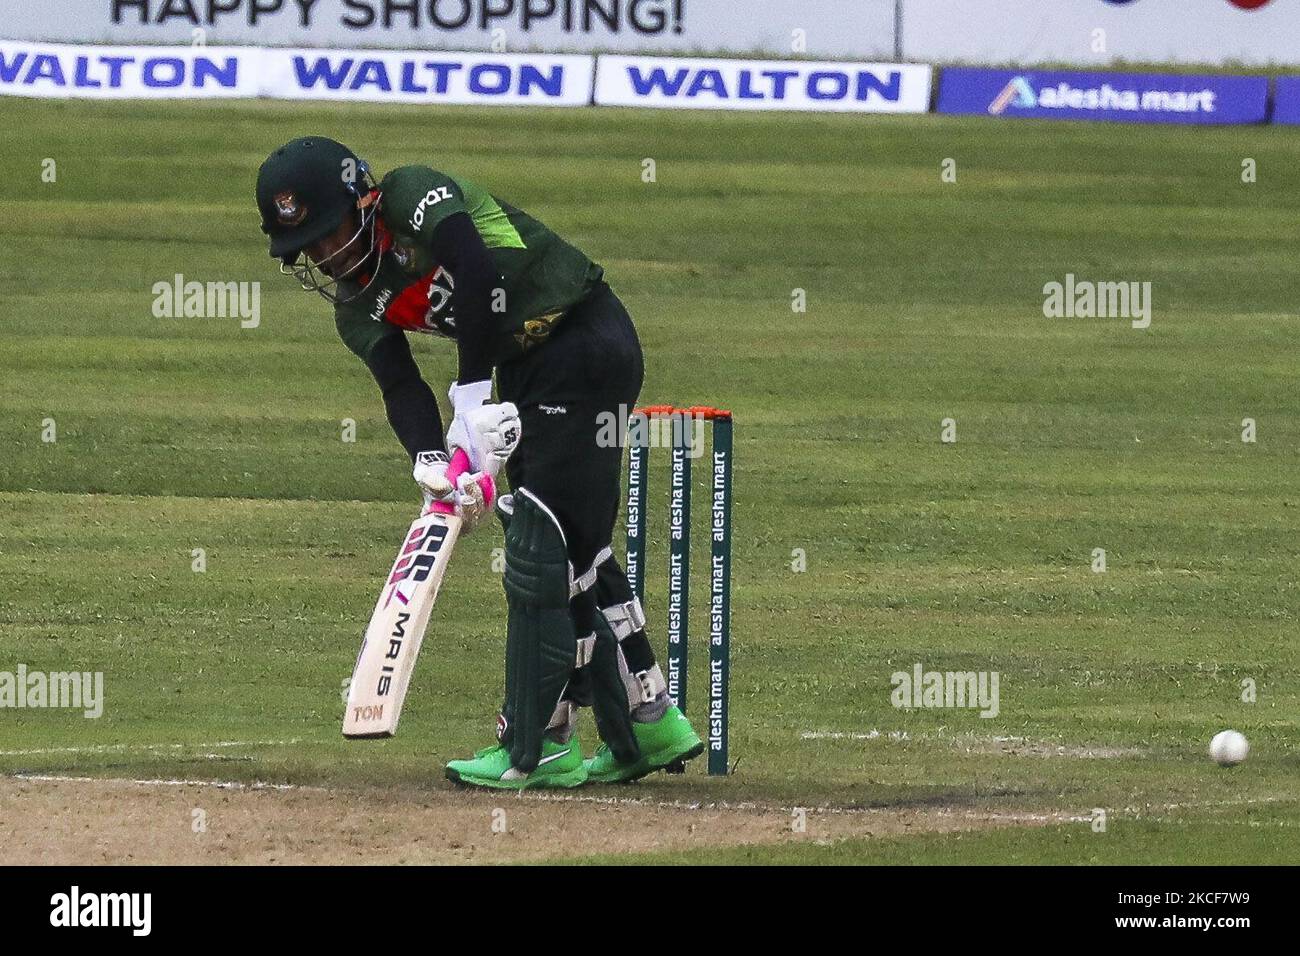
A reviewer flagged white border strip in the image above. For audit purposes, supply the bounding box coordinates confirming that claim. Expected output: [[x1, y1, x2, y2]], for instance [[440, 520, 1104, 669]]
[[0, 738, 301, 757]]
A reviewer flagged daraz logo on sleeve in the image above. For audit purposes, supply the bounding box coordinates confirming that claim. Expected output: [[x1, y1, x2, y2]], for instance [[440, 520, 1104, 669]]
[[409, 186, 453, 231]]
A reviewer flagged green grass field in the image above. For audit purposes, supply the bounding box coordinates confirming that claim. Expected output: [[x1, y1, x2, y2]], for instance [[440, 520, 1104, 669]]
[[1, 97, 1297, 864]]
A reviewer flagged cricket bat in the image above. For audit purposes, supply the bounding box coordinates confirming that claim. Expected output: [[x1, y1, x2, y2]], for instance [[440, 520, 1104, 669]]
[[343, 448, 483, 738]]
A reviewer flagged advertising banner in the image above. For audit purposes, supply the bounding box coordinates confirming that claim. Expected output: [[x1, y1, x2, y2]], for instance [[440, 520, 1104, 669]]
[[904, 0, 1298, 68], [3, 2, 1299, 67], [937, 68, 1269, 125], [0, 41, 259, 98], [0, 41, 593, 105], [260, 49, 594, 105], [0, 1, 898, 60], [1272, 76, 1300, 124], [596, 56, 931, 113]]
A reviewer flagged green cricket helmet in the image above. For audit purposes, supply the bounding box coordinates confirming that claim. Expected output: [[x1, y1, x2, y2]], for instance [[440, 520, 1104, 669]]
[[255, 136, 380, 303]]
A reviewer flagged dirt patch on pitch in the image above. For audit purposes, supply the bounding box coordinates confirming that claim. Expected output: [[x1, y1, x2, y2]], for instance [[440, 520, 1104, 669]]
[[0, 775, 1064, 865]]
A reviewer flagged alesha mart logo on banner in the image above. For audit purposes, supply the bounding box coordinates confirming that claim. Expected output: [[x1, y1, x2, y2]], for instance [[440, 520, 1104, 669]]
[[985, 74, 1220, 118], [989, 76, 1037, 114]]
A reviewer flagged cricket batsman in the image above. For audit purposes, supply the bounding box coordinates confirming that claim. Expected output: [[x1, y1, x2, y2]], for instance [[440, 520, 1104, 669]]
[[255, 136, 704, 788]]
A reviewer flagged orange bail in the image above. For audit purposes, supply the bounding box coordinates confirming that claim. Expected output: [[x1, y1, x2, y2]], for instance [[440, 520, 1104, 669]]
[[632, 404, 676, 417], [632, 405, 732, 420]]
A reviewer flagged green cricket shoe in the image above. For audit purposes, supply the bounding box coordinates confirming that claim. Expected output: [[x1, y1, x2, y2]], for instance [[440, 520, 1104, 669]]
[[445, 737, 588, 790], [585, 705, 704, 784]]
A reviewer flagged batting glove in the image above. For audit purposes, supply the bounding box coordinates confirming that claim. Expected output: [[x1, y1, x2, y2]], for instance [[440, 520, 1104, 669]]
[[445, 379, 521, 478], [412, 449, 497, 533], [412, 450, 457, 512]]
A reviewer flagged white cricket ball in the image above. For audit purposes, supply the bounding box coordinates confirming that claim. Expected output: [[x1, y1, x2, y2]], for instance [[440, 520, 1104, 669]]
[[1209, 730, 1249, 767]]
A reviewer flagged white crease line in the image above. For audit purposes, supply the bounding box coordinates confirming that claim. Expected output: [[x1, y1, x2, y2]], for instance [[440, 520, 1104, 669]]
[[11, 775, 735, 807], [526, 792, 1069, 820], [801, 730, 1142, 758], [8, 774, 1292, 825], [0, 738, 302, 757], [1117, 795, 1291, 815], [801, 731, 1040, 743], [11, 773, 324, 793], [6, 775, 1037, 818], [522, 791, 760, 812]]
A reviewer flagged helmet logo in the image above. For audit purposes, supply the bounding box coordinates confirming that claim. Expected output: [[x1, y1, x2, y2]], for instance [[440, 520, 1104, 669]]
[[274, 191, 307, 225]]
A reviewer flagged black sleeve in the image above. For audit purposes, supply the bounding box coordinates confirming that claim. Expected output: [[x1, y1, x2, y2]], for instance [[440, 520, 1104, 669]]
[[429, 211, 497, 385], [364, 334, 445, 462]]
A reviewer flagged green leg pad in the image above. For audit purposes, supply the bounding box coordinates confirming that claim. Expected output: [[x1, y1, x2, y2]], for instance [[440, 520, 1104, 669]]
[[500, 489, 578, 774]]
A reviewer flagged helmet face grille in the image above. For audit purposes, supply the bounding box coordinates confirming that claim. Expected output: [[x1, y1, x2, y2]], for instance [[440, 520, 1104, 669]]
[[279, 193, 381, 305]]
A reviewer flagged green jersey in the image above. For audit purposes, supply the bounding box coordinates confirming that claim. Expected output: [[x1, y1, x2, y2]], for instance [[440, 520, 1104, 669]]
[[334, 165, 603, 365]]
